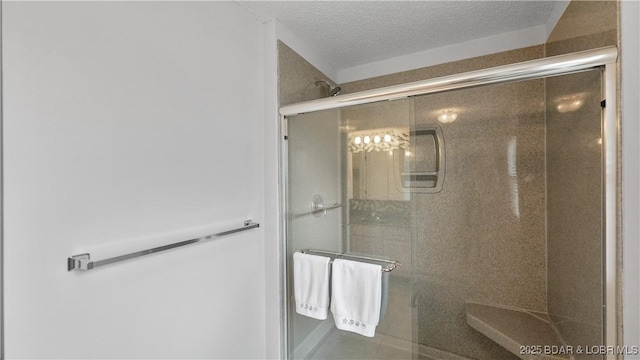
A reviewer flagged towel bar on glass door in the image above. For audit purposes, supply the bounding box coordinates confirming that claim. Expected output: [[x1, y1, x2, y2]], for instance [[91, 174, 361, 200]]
[[298, 249, 399, 272], [68, 220, 259, 271]]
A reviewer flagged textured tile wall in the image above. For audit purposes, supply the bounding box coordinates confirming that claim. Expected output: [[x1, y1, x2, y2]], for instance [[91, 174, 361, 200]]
[[545, 0, 619, 355], [341, 46, 545, 359], [411, 79, 546, 359], [278, 41, 339, 106], [546, 70, 604, 360], [546, 1, 618, 57], [545, 70, 604, 360]]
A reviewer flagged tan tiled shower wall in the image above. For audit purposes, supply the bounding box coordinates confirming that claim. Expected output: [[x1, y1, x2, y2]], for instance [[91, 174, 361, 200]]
[[546, 68, 604, 360], [545, 0, 618, 57], [340, 45, 546, 359], [278, 41, 339, 106], [412, 79, 546, 359], [545, 1, 619, 357]]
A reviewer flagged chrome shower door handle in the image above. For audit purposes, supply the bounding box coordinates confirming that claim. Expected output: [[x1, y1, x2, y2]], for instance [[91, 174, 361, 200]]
[[311, 194, 341, 216]]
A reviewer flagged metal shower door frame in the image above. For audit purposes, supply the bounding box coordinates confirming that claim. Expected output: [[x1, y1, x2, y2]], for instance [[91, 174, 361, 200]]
[[279, 46, 619, 359]]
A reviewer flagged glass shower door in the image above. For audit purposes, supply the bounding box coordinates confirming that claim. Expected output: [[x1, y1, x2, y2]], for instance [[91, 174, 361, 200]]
[[285, 108, 343, 359], [407, 70, 604, 360], [285, 99, 417, 359], [284, 68, 606, 360]]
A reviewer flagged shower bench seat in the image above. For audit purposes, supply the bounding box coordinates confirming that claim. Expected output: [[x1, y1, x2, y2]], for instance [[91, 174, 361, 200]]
[[466, 302, 570, 360]]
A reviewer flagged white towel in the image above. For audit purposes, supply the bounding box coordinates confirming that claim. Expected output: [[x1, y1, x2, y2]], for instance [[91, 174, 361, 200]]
[[330, 259, 382, 337], [293, 252, 331, 320]]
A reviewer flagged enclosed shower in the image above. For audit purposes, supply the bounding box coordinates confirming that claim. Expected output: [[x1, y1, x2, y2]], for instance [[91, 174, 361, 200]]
[[280, 47, 617, 360]]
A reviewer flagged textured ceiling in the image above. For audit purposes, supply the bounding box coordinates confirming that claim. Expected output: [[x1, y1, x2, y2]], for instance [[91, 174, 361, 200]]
[[240, 1, 559, 70]]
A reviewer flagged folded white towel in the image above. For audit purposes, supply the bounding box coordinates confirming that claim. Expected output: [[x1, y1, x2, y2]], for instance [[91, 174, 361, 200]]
[[293, 252, 331, 320], [330, 259, 382, 337]]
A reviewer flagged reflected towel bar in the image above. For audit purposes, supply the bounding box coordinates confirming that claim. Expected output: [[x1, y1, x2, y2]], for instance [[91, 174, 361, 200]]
[[298, 249, 399, 272], [68, 220, 259, 271]]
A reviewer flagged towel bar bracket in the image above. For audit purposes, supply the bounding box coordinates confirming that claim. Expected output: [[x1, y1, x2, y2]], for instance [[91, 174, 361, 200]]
[[68, 253, 91, 271]]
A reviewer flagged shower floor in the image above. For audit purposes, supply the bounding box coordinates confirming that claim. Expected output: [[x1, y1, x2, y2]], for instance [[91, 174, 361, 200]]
[[304, 275, 473, 360], [307, 330, 473, 360], [307, 331, 413, 360]]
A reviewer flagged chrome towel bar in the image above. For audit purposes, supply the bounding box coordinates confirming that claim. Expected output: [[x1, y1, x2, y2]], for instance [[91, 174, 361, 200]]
[[298, 249, 399, 272], [68, 220, 259, 271]]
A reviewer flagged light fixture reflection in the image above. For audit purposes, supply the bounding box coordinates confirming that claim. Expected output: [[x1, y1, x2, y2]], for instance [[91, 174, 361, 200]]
[[556, 93, 586, 113], [437, 110, 458, 123], [348, 127, 410, 153]]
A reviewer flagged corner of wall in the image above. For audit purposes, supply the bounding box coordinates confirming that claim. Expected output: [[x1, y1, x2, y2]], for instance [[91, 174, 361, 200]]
[[262, 18, 284, 360], [544, 1, 570, 41], [621, 0, 640, 350], [0, 0, 4, 357], [275, 20, 338, 83], [545, 0, 617, 56]]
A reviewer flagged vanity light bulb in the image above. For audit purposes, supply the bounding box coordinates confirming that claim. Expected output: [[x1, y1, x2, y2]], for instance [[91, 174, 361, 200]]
[[384, 134, 392, 142], [354, 136, 362, 145], [374, 135, 381, 144], [364, 136, 371, 144]]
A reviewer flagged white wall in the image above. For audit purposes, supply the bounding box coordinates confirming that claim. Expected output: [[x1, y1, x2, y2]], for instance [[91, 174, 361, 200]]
[[3, 2, 266, 358], [261, 20, 342, 359], [622, 0, 640, 354]]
